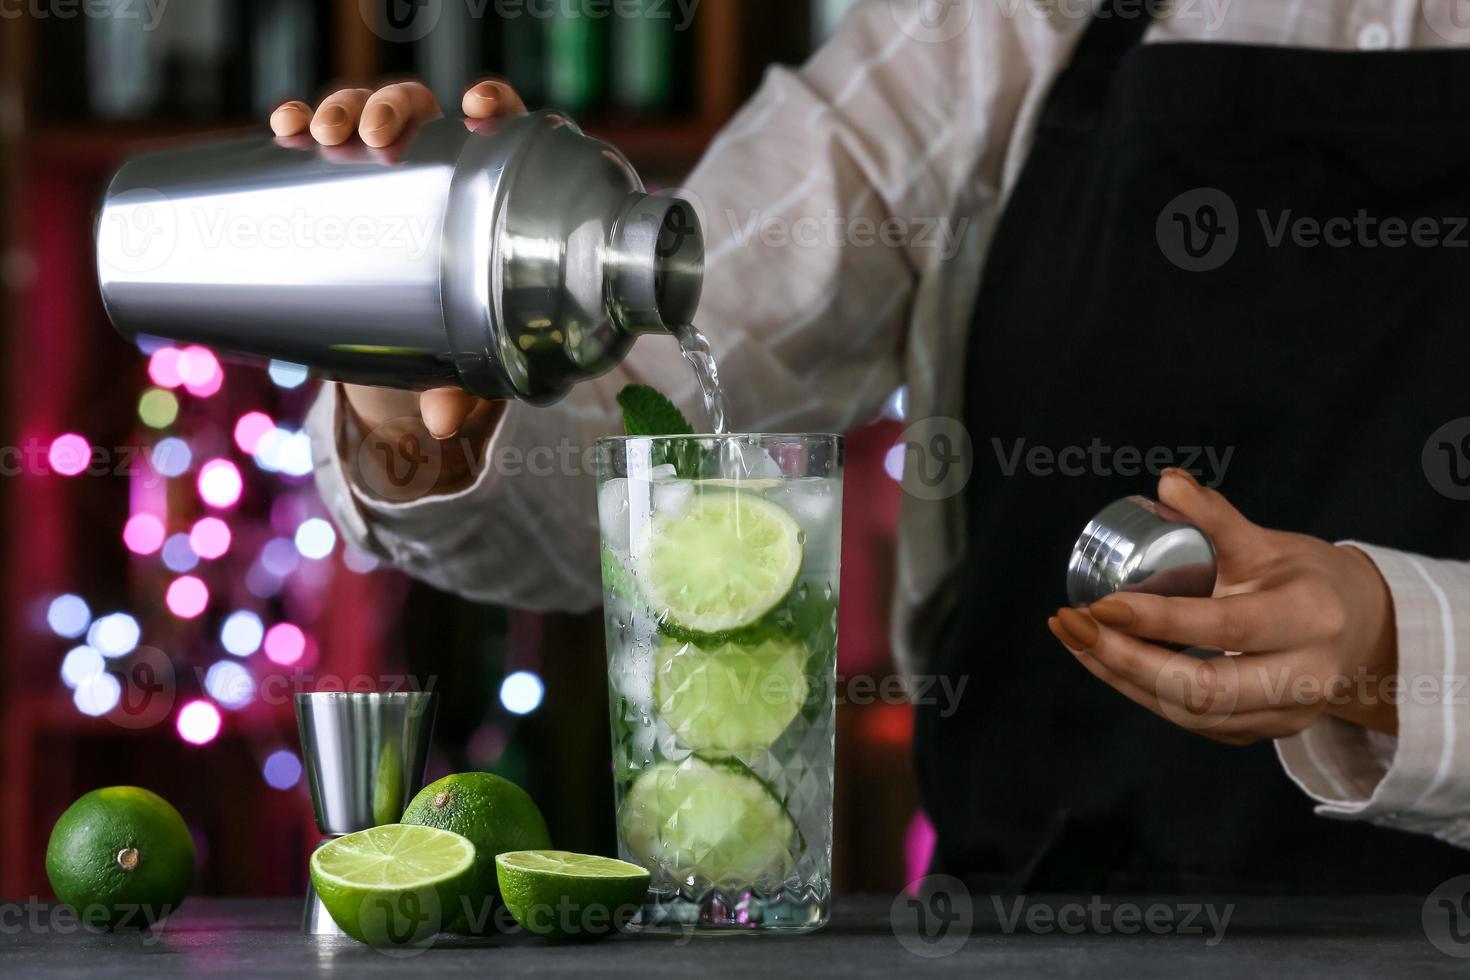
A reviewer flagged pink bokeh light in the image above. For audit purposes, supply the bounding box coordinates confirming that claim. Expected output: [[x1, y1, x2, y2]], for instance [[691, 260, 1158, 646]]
[[904, 809, 937, 892], [189, 517, 232, 560], [198, 459, 243, 509], [263, 623, 306, 665], [148, 347, 183, 389], [176, 699, 222, 745], [123, 513, 166, 555], [166, 575, 210, 619], [48, 434, 91, 477], [234, 412, 275, 455], [177, 346, 219, 387]]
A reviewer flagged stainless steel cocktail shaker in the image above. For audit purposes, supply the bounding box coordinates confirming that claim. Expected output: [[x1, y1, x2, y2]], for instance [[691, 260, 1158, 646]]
[[1067, 496, 1218, 606], [95, 111, 705, 404]]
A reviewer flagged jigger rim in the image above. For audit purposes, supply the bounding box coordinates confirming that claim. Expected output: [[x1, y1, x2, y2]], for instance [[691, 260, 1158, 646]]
[[294, 691, 437, 717], [293, 691, 434, 703]]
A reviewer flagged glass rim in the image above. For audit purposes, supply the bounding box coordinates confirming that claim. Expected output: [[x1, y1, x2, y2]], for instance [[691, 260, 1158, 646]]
[[597, 432, 844, 445]]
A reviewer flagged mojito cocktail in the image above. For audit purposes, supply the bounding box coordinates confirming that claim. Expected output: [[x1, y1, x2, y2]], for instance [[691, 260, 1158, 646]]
[[596, 434, 843, 932]]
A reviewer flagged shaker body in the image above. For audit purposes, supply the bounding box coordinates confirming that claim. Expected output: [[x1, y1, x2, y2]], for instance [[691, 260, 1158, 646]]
[[98, 119, 471, 392], [96, 112, 705, 403]]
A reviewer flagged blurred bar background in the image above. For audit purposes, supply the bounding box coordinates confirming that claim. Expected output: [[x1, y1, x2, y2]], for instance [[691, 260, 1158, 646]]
[[0, 0, 924, 902]]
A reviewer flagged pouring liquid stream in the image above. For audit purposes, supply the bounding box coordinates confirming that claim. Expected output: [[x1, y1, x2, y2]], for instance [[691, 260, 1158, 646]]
[[676, 323, 730, 435]]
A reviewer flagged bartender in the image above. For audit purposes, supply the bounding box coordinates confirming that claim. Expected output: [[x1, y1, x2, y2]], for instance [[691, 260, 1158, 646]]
[[275, 0, 1470, 891]]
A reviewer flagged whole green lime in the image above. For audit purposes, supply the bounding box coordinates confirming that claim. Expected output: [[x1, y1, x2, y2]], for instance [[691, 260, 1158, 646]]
[[400, 773, 551, 932], [45, 787, 195, 929]]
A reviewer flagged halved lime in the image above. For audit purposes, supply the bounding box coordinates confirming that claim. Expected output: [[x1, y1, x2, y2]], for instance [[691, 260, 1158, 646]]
[[620, 757, 797, 884], [309, 824, 475, 947], [634, 492, 804, 635], [655, 635, 808, 754], [496, 850, 650, 939]]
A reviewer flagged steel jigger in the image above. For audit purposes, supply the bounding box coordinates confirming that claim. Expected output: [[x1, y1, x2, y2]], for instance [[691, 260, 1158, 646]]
[[295, 692, 437, 936], [1067, 496, 1218, 607]]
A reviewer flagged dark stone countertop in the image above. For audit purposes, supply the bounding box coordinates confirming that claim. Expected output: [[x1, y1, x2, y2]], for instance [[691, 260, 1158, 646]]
[[0, 894, 1462, 978]]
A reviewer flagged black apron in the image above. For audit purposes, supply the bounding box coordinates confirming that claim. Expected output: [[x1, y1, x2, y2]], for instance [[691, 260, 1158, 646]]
[[918, 6, 1470, 892]]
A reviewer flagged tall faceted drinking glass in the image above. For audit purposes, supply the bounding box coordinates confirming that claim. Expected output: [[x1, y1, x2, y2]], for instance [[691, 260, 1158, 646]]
[[596, 434, 843, 933]]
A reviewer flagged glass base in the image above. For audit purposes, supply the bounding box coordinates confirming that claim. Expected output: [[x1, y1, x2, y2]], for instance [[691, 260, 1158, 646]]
[[630, 888, 829, 935]]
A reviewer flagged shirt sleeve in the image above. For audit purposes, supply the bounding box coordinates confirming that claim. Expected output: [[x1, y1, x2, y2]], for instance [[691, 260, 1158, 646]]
[[307, 0, 1066, 610], [1275, 543, 1470, 848]]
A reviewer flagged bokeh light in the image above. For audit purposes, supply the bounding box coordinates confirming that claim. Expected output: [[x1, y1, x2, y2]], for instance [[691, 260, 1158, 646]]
[[74, 671, 122, 717], [177, 346, 219, 388], [261, 538, 300, 577], [60, 645, 104, 688], [166, 576, 209, 619], [245, 563, 283, 599], [342, 545, 381, 575], [162, 532, 199, 573], [151, 437, 193, 478], [138, 388, 179, 429], [198, 459, 243, 508], [253, 427, 313, 477], [262, 749, 303, 790], [263, 623, 306, 666], [48, 434, 91, 477], [220, 611, 264, 656], [123, 513, 166, 556], [499, 671, 545, 716], [148, 347, 183, 388], [233, 412, 275, 454], [268, 360, 309, 388], [204, 660, 254, 710], [176, 699, 222, 745], [189, 517, 232, 560], [46, 594, 91, 639], [883, 443, 906, 482], [294, 518, 336, 560], [88, 612, 140, 658]]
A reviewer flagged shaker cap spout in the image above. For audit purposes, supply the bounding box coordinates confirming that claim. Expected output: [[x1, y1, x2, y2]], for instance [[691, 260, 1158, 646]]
[[609, 193, 705, 333]]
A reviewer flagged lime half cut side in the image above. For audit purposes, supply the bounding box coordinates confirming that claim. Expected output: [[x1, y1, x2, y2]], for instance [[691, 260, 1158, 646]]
[[621, 757, 798, 885], [309, 824, 475, 946], [635, 492, 804, 635], [655, 634, 809, 755], [496, 851, 650, 939]]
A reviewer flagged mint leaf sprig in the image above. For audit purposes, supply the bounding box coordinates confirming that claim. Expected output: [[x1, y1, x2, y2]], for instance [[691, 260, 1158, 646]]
[[616, 384, 704, 478]]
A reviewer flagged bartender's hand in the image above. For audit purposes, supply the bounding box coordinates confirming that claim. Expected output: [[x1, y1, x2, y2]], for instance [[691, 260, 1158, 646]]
[[270, 79, 527, 492], [1048, 469, 1399, 742]]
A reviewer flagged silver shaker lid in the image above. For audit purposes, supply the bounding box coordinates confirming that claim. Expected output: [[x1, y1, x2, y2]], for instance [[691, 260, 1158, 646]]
[[1066, 496, 1218, 607]]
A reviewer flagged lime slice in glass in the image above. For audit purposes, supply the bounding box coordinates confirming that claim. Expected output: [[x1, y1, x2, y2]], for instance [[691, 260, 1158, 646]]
[[496, 850, 650, 938], [309, 824, 475, 947], [620, 757, 798, 885], [634, 492, 804, 635], [655, 635, 808, 754]]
